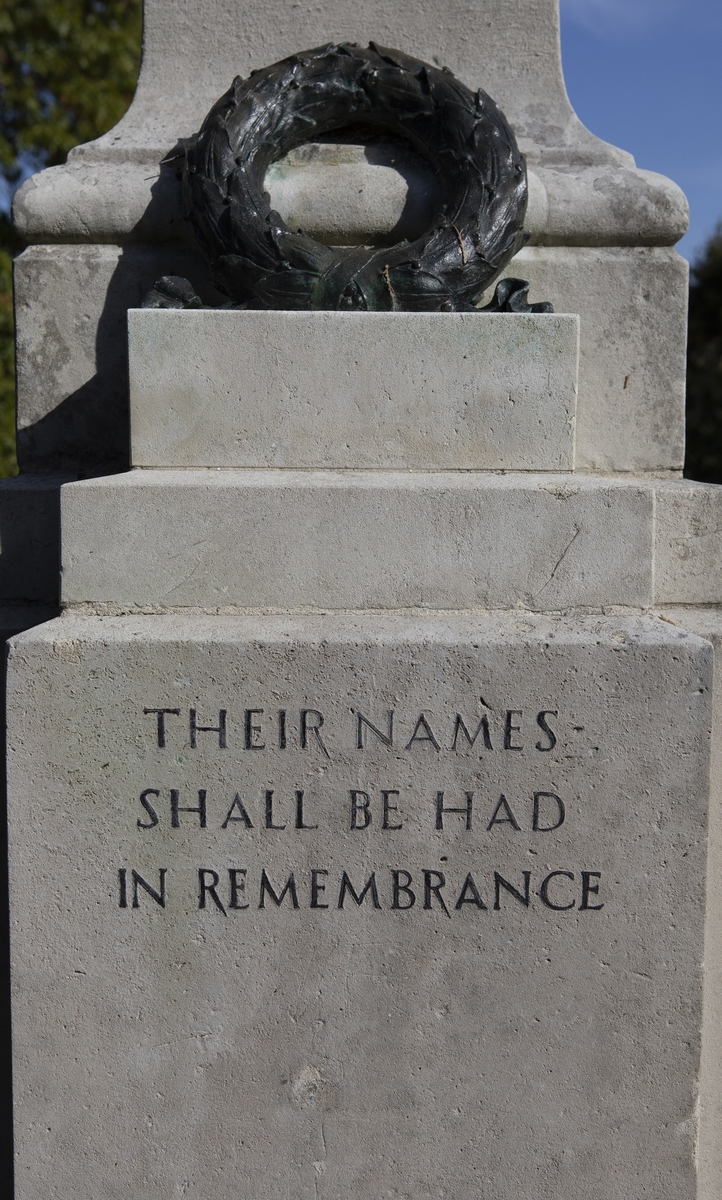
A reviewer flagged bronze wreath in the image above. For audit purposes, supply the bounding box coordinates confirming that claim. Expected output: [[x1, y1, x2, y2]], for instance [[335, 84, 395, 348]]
[[181, 42, 529, 312]]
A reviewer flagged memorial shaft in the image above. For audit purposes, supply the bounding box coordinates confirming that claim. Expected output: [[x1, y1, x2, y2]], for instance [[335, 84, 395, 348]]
[[3, 3, 722, 1199]]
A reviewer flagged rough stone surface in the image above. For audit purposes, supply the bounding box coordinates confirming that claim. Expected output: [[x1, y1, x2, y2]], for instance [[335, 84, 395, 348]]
[[129, 311, 579, 471], [62, 469, 722, 612], [60, 471, 654, 611], [514, 245, 688, 473], [13, 242, 687, 476], [655, 606, 722, 1200], [266, 143, 443, 247], [11, 0, 686, 256], [16, 0, 634, 176], [0, 601, 59, 1200], [0, 474, 69, 604], [7, 612, 711, 1200], [0, 606, 59, 641], [9, 1, 690, 477], [266, 156, 687, 249], [13, 245, 224, 473], [654, 483, 722, 605], [13, 154, 687, 249], [4, 5, 715, 1196]]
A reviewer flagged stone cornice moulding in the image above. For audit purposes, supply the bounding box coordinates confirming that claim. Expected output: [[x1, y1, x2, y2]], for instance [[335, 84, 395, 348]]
[[11, 0, 689, 248]]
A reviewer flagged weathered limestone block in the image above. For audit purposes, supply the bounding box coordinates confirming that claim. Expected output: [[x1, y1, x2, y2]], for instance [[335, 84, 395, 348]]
[[13, 153, 687, 250], [14, 247, 686, 475], [514, 245, 688, 472], [653, 607, 722, 1200], [129, 310, 579, 471], [654, 483, 722, 605], [13, 245, 223, 472], [0, 474, 68, 605], [17, 0, 634, 180], [6, 5, 715, 1199], [10, 1, 690, 476], [58, 473, 722, 612], [7, 612, 711, 1200], [60, 471, 654, 611]]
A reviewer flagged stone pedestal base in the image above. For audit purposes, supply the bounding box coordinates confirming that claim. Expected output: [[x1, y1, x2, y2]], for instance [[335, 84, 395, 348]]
[[7, 612, 710, 1200]]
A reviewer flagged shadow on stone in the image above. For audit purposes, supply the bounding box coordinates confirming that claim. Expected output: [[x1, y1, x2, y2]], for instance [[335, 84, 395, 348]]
[[17, 231, 223, 475]]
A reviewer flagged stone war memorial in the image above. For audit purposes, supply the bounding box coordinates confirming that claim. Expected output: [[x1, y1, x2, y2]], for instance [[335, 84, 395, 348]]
[[5, 0, 722, 1197]]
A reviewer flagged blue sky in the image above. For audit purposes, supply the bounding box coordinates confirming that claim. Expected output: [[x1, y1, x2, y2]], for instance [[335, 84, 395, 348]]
[[559, 0, 722, 263]]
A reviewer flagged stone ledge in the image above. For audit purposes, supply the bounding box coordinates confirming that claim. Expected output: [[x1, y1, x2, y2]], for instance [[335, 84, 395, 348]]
[[58, 472, 722, 612], [60, 470, 654, 611], [654, 482, 722, 605], [651, 602, 722, 1200], [13, 244, 687, 477], [11, 607, 709, 647], [129, 310, 579, 472], [0, 474, 71, 604], [12, 0, 657, 255], [0, 605, 60, 639], [13, 158, 687, 249]]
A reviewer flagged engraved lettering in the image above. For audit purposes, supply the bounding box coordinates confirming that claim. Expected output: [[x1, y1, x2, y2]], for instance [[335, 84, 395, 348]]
[[503, 710, 523, 751], [451, 713, 492, 751], [538, 870, 575, 910], [137, 788, 160, 829], [405, 714, 441, 751], [190, 708, 227, 749], [580, 871, 604, 910], [391, 869, 416, 909], [435, 790, 473, 830], [143, 707, 180, 748], [259, 869, 299, 909], [228, 868, 249, 909], [338, 871, 381, 909], [311, 868, 329, 908], [119, 867, 167, 909], [221, 794, 254, 829], [350, 789, 372, 830], [493, 871, 531, 909], [454, 873, 487, 910], [382, 789, 402, 830], [357, 710, 394, 748], [295, 789, 318, 830], [301, 709, 330, 759], [423, 869, 451, 917], [486, 794, 521, 831], [198, 868, 227, 914], [171, 788, 207, 828], [535, 710, 557, 751], [265, 789, 286, 830], [244, 708, 264, 750], [532, 791, 565, 832]]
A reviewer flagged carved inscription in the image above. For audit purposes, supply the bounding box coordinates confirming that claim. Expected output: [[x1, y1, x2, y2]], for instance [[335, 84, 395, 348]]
[[116, 700, 604, 916], [141, 705, 559, 754]]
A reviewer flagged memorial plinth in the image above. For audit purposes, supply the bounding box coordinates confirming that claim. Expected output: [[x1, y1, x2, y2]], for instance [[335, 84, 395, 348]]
[[5, 2, 722, 1199], [7, 613, 711, 1200], [61, 468, 653, 611], [6, 301, 717, 1199], [129, 310, 579, 471]]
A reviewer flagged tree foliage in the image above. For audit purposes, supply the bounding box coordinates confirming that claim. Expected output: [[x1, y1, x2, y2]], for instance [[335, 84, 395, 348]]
[[685, 224, 722, 483], [0, 0, 142, 477]]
